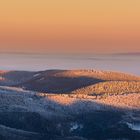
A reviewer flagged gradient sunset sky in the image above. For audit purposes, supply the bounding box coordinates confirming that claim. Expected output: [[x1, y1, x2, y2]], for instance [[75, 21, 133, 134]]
[[0, 0, 140, 53]]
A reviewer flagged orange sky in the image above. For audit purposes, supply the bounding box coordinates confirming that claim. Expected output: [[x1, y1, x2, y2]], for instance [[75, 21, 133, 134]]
[[0, 0, 140, 53]]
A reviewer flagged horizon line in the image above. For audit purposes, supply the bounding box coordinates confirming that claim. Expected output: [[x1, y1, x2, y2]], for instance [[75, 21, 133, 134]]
[[0, 51, 140, 55]]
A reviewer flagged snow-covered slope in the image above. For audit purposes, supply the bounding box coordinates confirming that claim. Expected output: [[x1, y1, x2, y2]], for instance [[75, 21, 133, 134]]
[[0, 69, 140, 140], [9, 70, 140, 93]]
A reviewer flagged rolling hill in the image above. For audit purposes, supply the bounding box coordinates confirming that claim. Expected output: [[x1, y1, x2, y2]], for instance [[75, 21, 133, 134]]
[[0, 70, 139, 93]]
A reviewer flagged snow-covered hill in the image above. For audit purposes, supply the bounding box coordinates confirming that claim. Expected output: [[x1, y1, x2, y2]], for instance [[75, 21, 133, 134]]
[[0, 69, 140, 140]]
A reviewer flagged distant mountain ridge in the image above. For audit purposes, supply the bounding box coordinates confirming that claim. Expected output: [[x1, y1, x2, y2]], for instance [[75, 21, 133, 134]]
[[113, 52, 140, 56]]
